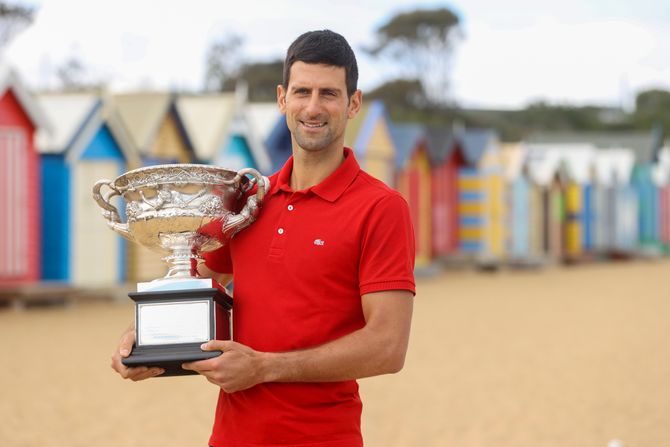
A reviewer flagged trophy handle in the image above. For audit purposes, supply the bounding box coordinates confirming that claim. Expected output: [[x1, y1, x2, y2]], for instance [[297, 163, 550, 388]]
[[222, 168, 269, 236], [92, 179, 134, 242]]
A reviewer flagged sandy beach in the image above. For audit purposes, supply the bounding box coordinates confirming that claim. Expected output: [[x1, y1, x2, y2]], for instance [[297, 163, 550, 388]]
[[2, 259, 669, 447]]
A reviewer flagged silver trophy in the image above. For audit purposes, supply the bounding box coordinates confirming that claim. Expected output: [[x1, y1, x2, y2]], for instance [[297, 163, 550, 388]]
[[93, 164, 267, 376]]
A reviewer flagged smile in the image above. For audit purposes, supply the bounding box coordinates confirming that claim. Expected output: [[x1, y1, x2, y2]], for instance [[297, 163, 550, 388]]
[[300, 121, 326, 128]]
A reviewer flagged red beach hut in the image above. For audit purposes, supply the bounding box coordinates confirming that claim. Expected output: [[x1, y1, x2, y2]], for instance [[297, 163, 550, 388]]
[[0, 67, 50, 285]]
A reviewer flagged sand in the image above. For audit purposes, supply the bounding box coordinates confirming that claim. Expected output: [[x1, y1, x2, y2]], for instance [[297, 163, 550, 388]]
[[1, 259, 669, 447]]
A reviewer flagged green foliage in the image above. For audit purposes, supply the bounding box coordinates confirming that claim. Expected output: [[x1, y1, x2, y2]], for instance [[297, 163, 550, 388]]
[[0, 1, 34, 47], [633, 89, 670, 131], [366, 7, 462, 106], [226, 60, 284, 102], [203, 33, 245, 92]]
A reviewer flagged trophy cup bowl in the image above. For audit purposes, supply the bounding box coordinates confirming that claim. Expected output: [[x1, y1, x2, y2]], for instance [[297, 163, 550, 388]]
[[93, 164, 268, 376]]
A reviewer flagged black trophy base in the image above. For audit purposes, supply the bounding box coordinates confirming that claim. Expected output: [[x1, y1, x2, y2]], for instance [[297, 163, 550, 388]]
[[121, 286, 233, 377], [122, 343, 222, 376]]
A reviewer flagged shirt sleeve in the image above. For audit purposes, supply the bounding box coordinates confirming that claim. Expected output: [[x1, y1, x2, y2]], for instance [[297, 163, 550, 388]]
[[358, 193, 416, 296], [203, 244, 233, 274]]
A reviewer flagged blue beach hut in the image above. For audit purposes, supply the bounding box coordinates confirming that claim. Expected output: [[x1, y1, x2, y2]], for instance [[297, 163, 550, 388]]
[[36, 93, 139, 286]]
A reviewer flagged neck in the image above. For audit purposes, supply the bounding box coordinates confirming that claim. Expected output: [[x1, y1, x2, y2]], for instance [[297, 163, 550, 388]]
[[290, 146, 345, 191]]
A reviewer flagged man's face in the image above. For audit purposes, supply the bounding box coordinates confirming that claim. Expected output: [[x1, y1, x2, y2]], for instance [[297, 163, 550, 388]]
[[278, 61, 361, 154]]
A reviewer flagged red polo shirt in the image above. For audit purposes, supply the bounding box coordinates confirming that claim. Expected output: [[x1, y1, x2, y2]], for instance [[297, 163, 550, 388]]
[[204, 148, 415, 447]]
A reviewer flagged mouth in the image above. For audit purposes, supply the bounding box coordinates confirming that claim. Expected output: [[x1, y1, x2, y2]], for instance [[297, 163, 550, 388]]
[[300, 120, 327, 129]]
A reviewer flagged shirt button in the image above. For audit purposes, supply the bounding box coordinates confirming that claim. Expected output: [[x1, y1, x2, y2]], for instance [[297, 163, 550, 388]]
[[277, 228, 285, 235], [287, 205, 294, 211]]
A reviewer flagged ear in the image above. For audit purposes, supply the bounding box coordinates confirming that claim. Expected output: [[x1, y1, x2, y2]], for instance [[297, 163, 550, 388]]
[[347, 90, 362, 119], [277, 84, 287, 115]]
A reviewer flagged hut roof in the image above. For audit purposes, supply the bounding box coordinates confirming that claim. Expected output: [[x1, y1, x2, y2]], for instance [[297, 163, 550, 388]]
[[36, 92, 140, 166], [112, 92, 172, 154], [35, 92, 99, 154], [389, 122, 425, 169], [424, 127, 454, 165], [175, 93, 236, 162], [455, 129, 499, 166], [0, 65, 51, 132]]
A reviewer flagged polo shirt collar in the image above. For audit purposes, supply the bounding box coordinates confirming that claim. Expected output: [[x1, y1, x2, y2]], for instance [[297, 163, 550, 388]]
[[270, 147, 360, 202]]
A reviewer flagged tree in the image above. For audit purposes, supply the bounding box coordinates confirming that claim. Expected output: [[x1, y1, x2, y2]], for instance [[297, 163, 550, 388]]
[[0, 1, 34, 48], [203, 33, 245, 92], [235, 60, 284, 102], [366, 78, 426, 109], [366, 7, 462, 107], [633, 89, 670, 132]]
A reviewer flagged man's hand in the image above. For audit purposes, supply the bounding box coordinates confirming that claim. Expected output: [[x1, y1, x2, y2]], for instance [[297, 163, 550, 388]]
[[182, 340, 268, 393], [110, 324, 164, 381]]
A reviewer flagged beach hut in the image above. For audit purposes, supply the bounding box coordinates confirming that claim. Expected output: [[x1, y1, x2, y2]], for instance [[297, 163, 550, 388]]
[[113, 92, 194, 282], [36, 93, 139, 286], [558, 145, 596, 262], [452, 129, 505, 266], [0, 67, 50, 286], [500, 143, 537, 266], [652, 147, 670, 253], [632, 163, 661, 256], [425, 127, 461, 260], [265, 115, 292, 173], [344, 100, 396, 186], [391, 123, 432, 267], [526, 146, 563, 263], [592, 149, 640, 258]]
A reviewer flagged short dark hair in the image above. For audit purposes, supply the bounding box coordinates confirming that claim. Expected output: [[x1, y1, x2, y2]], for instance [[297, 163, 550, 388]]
[[282, 30, 359, 97]]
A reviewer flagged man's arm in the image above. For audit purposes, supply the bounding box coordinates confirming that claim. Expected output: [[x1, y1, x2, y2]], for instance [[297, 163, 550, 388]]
[[182, 289, 413, 393]]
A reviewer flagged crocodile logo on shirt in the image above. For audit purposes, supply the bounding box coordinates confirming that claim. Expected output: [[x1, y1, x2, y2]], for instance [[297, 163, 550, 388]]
[[313, 239, 325, 246]]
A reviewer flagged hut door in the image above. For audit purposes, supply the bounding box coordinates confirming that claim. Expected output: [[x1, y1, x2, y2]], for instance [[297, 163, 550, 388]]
[[0, 129, 29, 280], [72, 161, 120, 286]]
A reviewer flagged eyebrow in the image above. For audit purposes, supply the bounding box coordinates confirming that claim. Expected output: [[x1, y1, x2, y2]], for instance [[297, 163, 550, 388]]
[[290, 85, 343, 95]]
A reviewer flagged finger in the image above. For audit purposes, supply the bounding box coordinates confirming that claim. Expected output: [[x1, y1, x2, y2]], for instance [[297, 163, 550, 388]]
[[200, 340, 236, 352], [129, 367, 165, 381]]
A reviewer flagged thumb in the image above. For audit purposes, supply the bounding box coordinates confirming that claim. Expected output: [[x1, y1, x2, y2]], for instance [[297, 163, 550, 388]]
[[200, 340, 236, 352], [119, 330, 136, 357]]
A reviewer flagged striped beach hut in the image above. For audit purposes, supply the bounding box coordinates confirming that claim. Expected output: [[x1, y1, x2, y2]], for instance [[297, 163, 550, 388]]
[[113, 92, 194, 282], [36, 93, 138, 286], [452, 129, 505, 266], [0, 67, 50, 285], [391, 123, 432, 266], [345, 100, 396, 186]]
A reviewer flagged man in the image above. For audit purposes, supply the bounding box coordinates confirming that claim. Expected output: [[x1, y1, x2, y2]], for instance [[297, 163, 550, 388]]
[[111, 29, 415, 447]]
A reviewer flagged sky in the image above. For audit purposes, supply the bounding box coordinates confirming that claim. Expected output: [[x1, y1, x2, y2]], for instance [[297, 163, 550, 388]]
[[3, 0, 670, 110]]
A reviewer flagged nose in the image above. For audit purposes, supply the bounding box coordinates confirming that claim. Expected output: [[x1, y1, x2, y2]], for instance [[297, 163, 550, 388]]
[[304, 91, 323, 117]]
